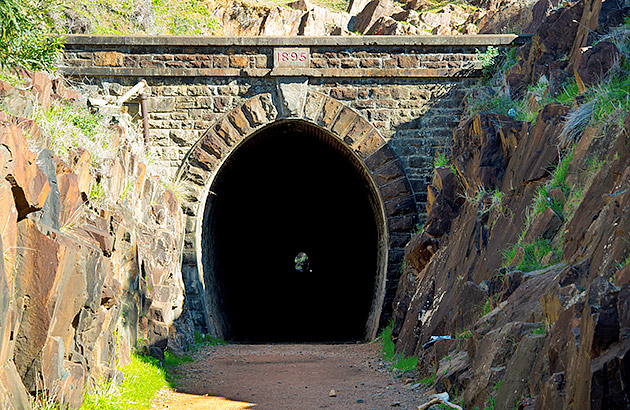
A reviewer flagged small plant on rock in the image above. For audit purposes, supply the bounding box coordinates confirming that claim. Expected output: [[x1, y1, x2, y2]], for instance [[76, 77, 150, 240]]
[[434, 151, 457, 175], [476, 46, 500, 79]]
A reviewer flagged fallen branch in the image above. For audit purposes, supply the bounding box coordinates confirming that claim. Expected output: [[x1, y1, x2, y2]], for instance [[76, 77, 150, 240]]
[[418, 397, 463, 410]]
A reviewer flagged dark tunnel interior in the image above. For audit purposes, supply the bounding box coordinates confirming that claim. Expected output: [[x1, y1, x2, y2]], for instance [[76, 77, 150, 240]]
[[206, 121, 380, 343]]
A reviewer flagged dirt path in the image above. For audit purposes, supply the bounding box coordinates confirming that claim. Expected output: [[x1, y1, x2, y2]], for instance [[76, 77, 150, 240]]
[[153, 343, 429, 410]]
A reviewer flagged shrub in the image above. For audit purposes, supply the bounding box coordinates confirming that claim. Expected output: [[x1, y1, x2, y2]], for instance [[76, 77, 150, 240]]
[[0, 0, 64, 72]]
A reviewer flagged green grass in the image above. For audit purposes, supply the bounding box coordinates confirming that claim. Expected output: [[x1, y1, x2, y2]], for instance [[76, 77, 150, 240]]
[[456, 330, 472, 339], [379, 324, 418, 372], [164, 350, 193, 368], [532, 185, 564, 217], [531, 148, 575, 219], [80, 354, 169, 410], [480, 297, 493, 316], [433, 151, 457, 175], [381, 324, 396, 361], [556, 77, 580, 105], [560, 22, 630, 144], [30, 390, 69, 410], [418, 373, 436, 386], [531, 325, 546, 335], [191, 331, 227, 350], [153, 0, 221, 35], [502, 239, 559, 272], [476, 46, 499, 79], [33, 100, 114, 164]]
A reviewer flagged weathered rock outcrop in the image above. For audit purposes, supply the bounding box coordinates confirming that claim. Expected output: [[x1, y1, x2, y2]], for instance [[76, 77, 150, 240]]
[[393, 0, 630, 408], [0, 71, 188, 409], [61, 0, 554, 38]]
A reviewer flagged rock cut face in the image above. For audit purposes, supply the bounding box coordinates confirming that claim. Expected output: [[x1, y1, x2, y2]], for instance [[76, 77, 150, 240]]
[[205, 121, 381, 343]]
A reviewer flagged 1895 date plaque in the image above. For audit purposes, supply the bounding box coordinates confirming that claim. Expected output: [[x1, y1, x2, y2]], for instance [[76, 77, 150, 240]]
[[273, 48, 310, 68]]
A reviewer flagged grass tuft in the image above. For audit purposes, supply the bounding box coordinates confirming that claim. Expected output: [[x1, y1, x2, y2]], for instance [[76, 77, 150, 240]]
[[32, 100, 115, 166], [502, 239, 560, 272], [379, 323, 418, 372], [80, 354, 169, 410]]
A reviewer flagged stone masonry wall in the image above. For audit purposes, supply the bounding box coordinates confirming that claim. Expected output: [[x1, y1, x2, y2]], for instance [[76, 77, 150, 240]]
[[61, 35, 525, 215], [60, 35, 525, 333]]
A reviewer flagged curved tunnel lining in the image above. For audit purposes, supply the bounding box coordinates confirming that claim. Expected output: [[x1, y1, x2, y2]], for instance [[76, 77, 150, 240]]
[[200, 120, 388, 343]]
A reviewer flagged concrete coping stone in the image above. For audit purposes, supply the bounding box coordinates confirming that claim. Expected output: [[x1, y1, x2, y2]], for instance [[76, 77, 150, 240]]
[[62, 34, 532, 47]]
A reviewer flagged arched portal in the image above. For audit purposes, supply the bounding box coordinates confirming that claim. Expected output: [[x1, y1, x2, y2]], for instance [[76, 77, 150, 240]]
[[206, 121, 381, 342], [176, 91, 418, 343]]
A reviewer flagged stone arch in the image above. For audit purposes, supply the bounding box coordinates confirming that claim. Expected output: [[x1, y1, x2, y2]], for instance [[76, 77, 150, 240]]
[[176, 89, 418, 341]]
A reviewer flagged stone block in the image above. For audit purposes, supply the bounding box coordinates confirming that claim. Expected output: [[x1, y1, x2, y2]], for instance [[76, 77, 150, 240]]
[[388, 214, 418, 232], [214, 117, 240, 146], [213, 55, 229, 68], [383, 58, 397, 68], [213, 96, 232, 112], [360, 58, 381, 68], [343, 115, 372, 146], [276, 78, 308, 118], [94, 51, 123, 66], [255, 55, 268, 68], [372, 159, 405, 186], [188, 146, 219, 173], [229, 55, 249, 68], [340, 58, 359, 68], [147, 97, 176, 113], [384, 194, 416, 216], [199, 132, 229, 159], [330, 87, 358, 100], [380, 178, 410, 201], [243, 94, 277, 126], [317, 97, 343, 128], [354, 130, 386, 159], [331, 106, 358, 138], [303, 91, 325, 121], [194, 97, 213, 109], [365, 143, 397, 171], [389, 232, 412, 248], [312, 58, 327, 68], [227, 107, 251, 135], [398, 54, 420, 68]]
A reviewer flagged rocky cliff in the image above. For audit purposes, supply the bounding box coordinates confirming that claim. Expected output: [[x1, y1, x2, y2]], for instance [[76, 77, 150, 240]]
[[62, 0, 546, 37], [0, 71, 189, 409], [393, 0, 630, 408]]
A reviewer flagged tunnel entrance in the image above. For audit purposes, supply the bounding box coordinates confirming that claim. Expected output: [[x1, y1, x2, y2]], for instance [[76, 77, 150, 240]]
[[203, 121, 385, 343]]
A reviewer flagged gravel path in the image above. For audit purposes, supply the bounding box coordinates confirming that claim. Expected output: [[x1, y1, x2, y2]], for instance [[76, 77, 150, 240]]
[[153, 343, 429, 410]]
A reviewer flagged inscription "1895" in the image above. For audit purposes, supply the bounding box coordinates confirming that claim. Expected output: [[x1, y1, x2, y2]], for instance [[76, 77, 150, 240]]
[[273, 48, 310, 68]]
